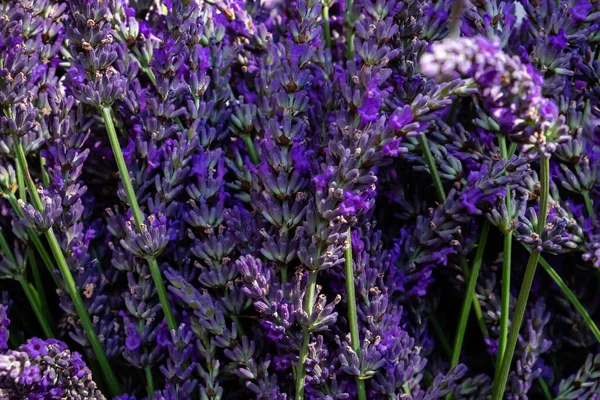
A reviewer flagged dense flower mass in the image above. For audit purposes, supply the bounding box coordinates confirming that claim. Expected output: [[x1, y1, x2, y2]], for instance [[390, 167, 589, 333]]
[[0, 0, 599, 399]]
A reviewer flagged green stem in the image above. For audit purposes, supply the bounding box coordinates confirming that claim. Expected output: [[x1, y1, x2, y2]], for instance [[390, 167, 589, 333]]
[[230, 314, 246, 337], [17, 278, 53, 338], [583, 190, 595, 223], [13, 139, 121, 397], [322, 3, 331, 50], [145, 366, 155, 399], [28, 248, 53, 326], [428, 314, 452, 358], [492, 156, 550, 400], [240, 134, 260, 166], [345, 0, 354, 59], [420, 134, 446, 202], [507, 142, 518, 159], [147, 257, 177, 331], [0, 235, 50, 335], [537, 376, 553, 400], [101, 106, 177, 332], [281, 266, 288, 285], [0, 230, 15, 264], [496, 230, 512, 373], [40, 157, 50, 186], [15, 160, 26, 202], [344, 228, 367, 400], [522, 244, 600, 343], [459, 257, 490, 340], [496, 135, 512, 377], [295, 270, 318, 400], [451, 221, 490, 367]]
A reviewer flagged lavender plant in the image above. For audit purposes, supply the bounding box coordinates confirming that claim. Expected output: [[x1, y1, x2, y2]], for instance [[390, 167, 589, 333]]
[[0, 0, 600, 399]]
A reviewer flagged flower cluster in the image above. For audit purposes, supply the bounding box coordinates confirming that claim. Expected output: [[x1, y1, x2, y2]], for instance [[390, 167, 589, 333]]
[[0, 0, 599, 399]]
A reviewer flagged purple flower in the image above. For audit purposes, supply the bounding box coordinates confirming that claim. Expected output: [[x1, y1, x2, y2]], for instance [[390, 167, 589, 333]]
[[125, 323, 141, 351], [549, 29, 568, 49]]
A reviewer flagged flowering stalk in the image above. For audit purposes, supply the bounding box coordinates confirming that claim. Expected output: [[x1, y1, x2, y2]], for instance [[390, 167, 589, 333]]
[[295, 270, 318, 400], [12, 140, 121, 397], [344, 228, 367, 400], [496, 135, 512, 375], [450, 221, 490, 367], [100, 106, 177, 333], [491, 156, 550, 400]]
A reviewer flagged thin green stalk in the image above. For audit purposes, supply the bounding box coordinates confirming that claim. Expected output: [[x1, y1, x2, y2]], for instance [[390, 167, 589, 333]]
[[419, 134, 446, 202], [13, 139, 121, 397], [295, 270, 318, 400], [240, 134, 260, 165], [492, 156, 550, 400], [0, 230, 15, 264], [17, 278, 53, 338], [16, 161, 26, 202], [429, 315, 452, 358], [281, 266, 288, 285], [402, 383, 411, 396], [450, 221, 490, 367], [100, 106, 177, 332], [496, 230, 511, 375], [507, 142, 518, 158], [322, 3, 331, 50], [230, 314, 246, 337], [496, 135, 512, 376], [521, 243, 600, 343], [28, 248, 53, 325], [344, 228, 367, 400], [537, 376, 552, 400], [345, 0, 354, 59], [130, 47, 157, 86], [147, 257, 177, 331], [145, 367, 155, 398], [40, 157, 50, 186], [458, 257, 490, 340], [583, 190, 595, 223]]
